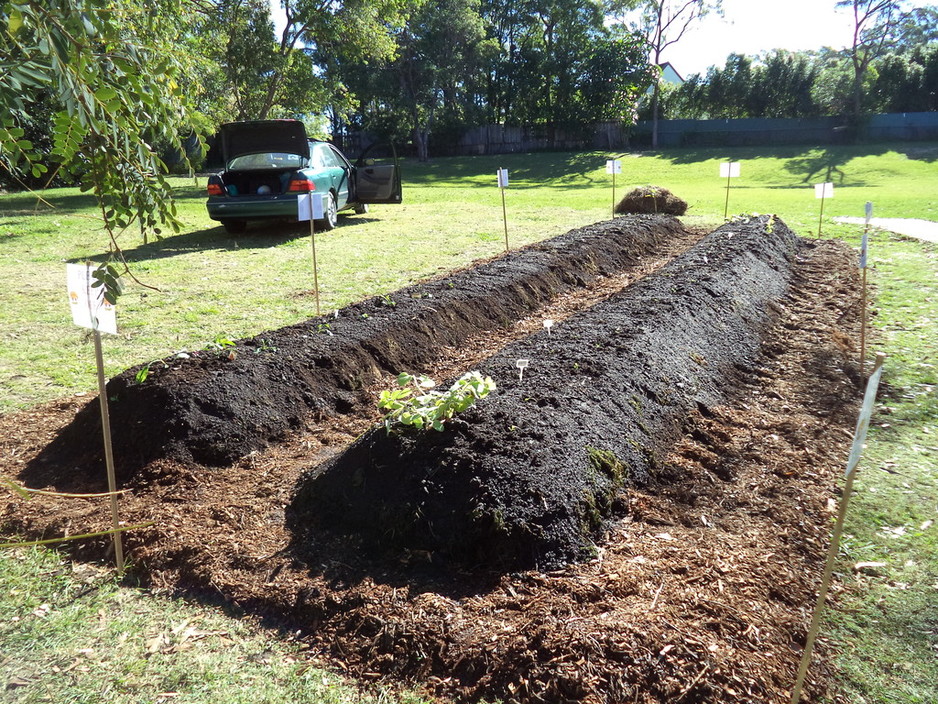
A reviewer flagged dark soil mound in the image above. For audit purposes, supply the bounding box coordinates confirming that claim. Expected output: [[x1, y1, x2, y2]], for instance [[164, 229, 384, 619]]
[[616, 186, 688, 215], [289, 215, 800, 571], [28, 216, 685, 482]]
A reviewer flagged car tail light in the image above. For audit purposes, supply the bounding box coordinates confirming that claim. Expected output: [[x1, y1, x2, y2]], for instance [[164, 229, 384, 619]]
[[287, 178, 314, 192], [207, 182, 224, 196]]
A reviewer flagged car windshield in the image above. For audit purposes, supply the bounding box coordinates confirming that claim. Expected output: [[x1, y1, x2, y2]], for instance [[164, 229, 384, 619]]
[[227, 152, 306, 170]]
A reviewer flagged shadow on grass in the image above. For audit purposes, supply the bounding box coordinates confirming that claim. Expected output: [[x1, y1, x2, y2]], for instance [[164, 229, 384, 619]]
[[898, 144, 938, 163], [78, 217, 378, 263], [0, 190, 99, 215], [402, 151, 610, 187]]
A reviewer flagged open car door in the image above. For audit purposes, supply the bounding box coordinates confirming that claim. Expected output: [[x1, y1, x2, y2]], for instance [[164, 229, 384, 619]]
[[354, 162, 402, 204], [353, 141, 403, 205]]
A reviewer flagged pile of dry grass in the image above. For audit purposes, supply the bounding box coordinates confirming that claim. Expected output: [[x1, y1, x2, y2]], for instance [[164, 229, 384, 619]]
[[616, 185, 688, 215]]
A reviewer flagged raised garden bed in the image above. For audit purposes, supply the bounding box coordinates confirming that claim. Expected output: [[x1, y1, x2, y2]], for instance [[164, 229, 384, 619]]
[[33, 215, 687, 479], [290, 215, 800, 570]]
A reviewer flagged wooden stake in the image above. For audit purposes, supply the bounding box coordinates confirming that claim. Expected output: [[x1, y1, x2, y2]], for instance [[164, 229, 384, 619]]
[[500, 175, 509, 253], [724, 167, 732, 220], [817, 192, 827, 239], [612, 169, 617, 219], [789, 353, 886, 704], [860, 226, 869, 378], [309, 201, 320, 316], [92, 329, 124, 573]]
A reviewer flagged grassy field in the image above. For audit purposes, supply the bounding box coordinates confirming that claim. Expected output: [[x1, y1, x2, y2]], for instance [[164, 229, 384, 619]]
[[1, 142, 937, 703]]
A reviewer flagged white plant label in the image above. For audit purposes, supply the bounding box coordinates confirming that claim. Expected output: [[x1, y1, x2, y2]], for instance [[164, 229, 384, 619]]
[[860, 232, 869, 269], [720, 162, 740, 178], [815, 182, 834, 199], [297, 192, 324, 221], [497, 168, 509, 189], [543, 319, 554, 334], [865, 201, 873, 225], [67, 263, 117, 335], [605, 159, 621, 174], [516, 358, 529, 381]]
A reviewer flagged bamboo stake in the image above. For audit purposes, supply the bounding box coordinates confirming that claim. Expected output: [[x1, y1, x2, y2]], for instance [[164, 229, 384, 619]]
[[309, 197, 320, 316], [789, 353, 886, 704], [93, 329, 124, 573], [724, 166, 732, 220], [499, 167, 509, 252]]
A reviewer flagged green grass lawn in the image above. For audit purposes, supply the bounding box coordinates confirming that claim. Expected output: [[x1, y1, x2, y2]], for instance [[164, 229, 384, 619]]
[[1, 142, 937, 703]]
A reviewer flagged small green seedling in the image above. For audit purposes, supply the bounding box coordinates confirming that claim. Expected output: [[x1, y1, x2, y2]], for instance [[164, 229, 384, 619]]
[[205, 335, 236, 350], [378, 371, 496, 433], [254, 338, 278, 354]]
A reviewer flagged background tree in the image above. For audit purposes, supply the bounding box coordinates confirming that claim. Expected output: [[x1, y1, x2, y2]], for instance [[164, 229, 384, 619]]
[[630, 0, 722, 147], [836, 0, 909, 125], [1, 0, 195, 259]]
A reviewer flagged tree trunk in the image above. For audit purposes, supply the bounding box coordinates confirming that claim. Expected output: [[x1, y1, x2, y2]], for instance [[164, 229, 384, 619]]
[[651, 81, 661, 150], [414, 127, 429, 162]]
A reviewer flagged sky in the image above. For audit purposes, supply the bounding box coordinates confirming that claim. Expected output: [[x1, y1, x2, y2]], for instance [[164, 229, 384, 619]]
[[659, 0, 858, 78]]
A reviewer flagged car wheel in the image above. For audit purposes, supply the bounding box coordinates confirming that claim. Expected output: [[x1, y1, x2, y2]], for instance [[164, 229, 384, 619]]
[[222, 219, 247, 234], [354, 202, 369, 215], [321, 192, 338, 231]]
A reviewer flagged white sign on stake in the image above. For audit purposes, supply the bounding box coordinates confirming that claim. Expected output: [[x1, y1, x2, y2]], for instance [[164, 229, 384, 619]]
[[865, 201, 873, 225], [516, 358, 529, 381], [859, 232, 869, 269], [719, 161, 741, 178], [297, 192, 324, 221], [67, 263, 117, 335], [497, 168, 509, 189], [814, 182, 834, 199], [605, 159, 622, 174]]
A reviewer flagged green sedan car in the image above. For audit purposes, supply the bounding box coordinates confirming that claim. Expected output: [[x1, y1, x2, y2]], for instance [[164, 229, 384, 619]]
[[206, 120, 402, 233]]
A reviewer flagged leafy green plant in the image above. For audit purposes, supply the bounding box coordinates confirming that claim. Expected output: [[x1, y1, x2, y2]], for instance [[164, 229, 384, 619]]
[[378, 371, 496, 432], [205, 335, 236, 351], [253, 338, 278, 354], [134, 363, 151, 384]]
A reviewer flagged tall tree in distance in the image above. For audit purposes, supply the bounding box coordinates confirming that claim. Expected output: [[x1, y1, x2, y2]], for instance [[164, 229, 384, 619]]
[[632, 0, 721, 148], [836, 0, 909, 126]]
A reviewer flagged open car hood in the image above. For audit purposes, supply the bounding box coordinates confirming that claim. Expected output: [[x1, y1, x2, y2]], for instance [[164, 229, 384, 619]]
[[219, 120, 310, 163]]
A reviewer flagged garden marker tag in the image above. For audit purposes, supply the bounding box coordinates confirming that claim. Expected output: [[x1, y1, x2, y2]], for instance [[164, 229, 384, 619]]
[[516, 358, 529, 381], [296, 193, 310, 221], [859, 232, 868, 269], [865, 201, 873, 225], [497, 168, 509, 188], [543, 319, 554, 335], [814, 182, 834, 198], [719, 162, 740, 178], [296, 193, 324, 221], [66, 263, 117, 335], [310, 193, 324, 220]]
